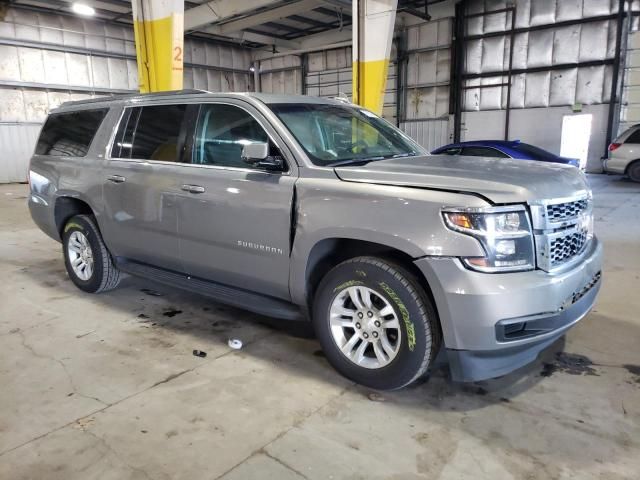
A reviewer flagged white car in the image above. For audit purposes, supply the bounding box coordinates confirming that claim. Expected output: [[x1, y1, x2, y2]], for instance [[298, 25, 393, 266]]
[[605, 125, 640, 182]]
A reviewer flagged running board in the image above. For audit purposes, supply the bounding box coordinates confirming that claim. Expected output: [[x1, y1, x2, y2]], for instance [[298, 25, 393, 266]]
[[116, 259, 304, 321]]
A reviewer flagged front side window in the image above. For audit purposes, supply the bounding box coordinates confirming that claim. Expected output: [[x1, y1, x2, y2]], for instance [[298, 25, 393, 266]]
[[192, 104, 271, 169], [268, 103, 424, 166], [36, 108, 108, 157], [111, 104, 187, 162]]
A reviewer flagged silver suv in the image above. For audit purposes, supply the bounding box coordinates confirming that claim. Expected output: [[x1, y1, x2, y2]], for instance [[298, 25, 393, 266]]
[[28, 90, 602, 390], [605, 124, 640, 182]]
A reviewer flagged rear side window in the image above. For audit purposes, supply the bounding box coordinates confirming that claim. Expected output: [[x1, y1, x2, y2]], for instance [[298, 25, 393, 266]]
[[625, 129, 640, 144], [111, 104, 187, 162], [36, 108, 108, 157], [510, 143, 557, 161], [462, 146, 509, 158], [441, 147, 462, 155]]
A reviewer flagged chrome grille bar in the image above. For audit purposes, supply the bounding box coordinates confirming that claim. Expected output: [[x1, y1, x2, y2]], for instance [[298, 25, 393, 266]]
[[529, 193, 593, 272]]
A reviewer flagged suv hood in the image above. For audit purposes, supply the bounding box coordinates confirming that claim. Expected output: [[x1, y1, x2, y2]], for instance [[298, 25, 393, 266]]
[[334, 155, 589, 204]]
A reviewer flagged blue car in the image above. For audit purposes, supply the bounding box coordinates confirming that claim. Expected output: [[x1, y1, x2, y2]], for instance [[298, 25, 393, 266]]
[[431, 140, 580, 167]]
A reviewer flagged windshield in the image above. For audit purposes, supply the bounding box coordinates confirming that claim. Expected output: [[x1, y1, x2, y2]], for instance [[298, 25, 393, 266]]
[[510, 143, 558, 161], [269, 103, 425, 166]]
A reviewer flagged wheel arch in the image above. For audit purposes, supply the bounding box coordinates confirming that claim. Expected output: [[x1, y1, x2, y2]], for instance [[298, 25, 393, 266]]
[[54, 196, 95, 238], [625, 158, 640, 178], [299, 237, 439, 319]]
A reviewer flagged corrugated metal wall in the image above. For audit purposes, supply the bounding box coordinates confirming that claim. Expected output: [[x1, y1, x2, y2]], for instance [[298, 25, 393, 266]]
[[0, 7, 253, 183], [304, 46, 399, 123], [399, 16, 453, 152], [258, 55, 303, 94], [460, 0, 639, 171], [620, 31, 640, 135]]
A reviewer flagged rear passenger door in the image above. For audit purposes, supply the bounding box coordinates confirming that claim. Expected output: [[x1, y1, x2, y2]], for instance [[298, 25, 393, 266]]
[[101, 103, 195, 271], [176, 101, 296, 300]]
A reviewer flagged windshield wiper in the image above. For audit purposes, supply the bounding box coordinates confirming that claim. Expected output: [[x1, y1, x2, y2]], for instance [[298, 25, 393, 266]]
[[327, 157, 384, 167]]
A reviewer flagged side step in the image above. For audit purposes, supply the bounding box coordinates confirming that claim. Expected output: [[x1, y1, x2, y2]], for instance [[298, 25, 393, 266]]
[[116, 259, 304, 321]]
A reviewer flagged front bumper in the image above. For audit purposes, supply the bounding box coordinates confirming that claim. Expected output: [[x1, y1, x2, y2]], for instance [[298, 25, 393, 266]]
[[415, 237, 603, 382]]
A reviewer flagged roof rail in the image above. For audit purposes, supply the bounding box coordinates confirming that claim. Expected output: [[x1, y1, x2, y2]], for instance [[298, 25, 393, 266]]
[[58, 89, 212, 108]]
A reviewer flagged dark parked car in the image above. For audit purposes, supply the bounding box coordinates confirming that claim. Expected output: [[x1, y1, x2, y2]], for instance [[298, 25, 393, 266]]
[[431, 140, 580, 167]]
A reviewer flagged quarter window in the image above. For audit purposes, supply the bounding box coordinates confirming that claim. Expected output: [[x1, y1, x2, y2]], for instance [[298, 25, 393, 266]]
[[111, 104, 187, 162], [36, 108, 108, 157], [192, 104, 275, 169]]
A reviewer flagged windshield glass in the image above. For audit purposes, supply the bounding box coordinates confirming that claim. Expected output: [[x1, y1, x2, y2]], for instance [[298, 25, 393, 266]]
[[510, 143, 558, 161], [269, 103, 425, 166]]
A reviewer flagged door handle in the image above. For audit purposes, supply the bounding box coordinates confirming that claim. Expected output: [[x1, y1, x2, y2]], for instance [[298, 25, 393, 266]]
[[181, 184, 205, 194], [107, 175, 126, 183]]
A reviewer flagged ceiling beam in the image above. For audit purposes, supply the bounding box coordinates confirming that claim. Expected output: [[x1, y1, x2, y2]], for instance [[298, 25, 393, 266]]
[[297, 26, 351, 48], [199, 24, 301, 49], [184, 0, 283, 31], [218, 0, 325, 34]]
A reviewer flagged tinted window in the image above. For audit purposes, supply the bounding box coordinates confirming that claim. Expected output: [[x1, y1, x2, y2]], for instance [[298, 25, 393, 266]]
[[462, 146, 509, 158], [36, 108, 108, 157], [193, 104, 271, 169], [626, 129, 640, 144], [509, 143, 557, 161], [441, 147, 462, 155], [269, 103, 423, 166], [112, 104, 187, 161]]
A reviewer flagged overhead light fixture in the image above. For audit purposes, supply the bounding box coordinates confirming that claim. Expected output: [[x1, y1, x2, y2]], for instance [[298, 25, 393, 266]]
[[72, 3, 95, 16]]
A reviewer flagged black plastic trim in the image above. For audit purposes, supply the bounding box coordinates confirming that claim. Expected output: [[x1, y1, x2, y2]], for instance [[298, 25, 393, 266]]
[[116, 258, 304, 321]]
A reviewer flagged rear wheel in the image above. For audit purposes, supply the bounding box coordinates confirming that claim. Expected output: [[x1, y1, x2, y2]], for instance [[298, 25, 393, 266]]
[[62, 215, 121, 293], [312, 256, 441, 390], [628, 161, 640, 182]]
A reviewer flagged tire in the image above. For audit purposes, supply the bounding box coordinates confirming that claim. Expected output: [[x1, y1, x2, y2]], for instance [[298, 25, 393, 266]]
[[312, 256, 441, 390], [628, 161, 640, 182], [62, 214, 121, 293]]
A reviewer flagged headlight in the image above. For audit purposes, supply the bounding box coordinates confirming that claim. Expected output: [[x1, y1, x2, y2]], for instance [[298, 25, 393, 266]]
[[442, 206, 535, 272]]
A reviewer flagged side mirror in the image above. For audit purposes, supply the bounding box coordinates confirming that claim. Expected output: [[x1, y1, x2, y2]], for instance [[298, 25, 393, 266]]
[[241, 142, 269, 162], [241, 142, 285, 171]]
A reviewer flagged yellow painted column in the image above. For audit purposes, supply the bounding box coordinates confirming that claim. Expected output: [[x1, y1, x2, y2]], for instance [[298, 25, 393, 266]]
[[132, 0, 184, 92], [352, 0, 398, 115]]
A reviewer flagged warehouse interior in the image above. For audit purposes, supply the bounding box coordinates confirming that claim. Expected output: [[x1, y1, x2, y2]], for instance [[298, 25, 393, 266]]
[[1, 1, 639, 479]]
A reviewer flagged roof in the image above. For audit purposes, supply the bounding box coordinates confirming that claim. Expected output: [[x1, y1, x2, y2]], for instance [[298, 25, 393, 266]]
[[440, 140, 523, 148], [54, 90, 348, 111]]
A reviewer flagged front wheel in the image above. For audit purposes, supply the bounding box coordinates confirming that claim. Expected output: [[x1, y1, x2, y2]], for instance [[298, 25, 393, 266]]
[[312, 257, 441, 390]]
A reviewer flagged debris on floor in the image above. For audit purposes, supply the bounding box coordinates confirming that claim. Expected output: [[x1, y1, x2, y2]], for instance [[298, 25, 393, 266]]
[[140, 288, 164, 296], [162, 308, 182, 317], [228, 338, 243, 350], [367, 392, 385, 402], [192, 350, 207, 358]]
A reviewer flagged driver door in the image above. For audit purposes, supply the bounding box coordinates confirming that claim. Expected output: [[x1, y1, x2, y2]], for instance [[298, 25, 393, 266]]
[[176, 101, 296, 300]]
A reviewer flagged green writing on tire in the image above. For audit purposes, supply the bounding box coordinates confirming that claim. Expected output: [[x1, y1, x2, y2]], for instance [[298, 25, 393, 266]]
[[378, 282, 416, 352], [64, 222, 83, 233], [333, 280, 364, 293]]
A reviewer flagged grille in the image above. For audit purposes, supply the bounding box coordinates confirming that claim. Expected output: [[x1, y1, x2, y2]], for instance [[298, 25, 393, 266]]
[[549, 229, 589, 266], [546, 199, 589, 223]]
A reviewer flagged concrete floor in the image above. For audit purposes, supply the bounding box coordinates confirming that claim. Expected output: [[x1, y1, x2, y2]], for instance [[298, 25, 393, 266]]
[[0, 175, 639, 480]]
